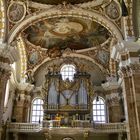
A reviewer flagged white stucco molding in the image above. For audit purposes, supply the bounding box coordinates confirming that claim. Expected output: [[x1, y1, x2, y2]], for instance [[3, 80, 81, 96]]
[[31, 53, 108, 77], [0, 44, 19, 64], [111, 41, 140, 67]]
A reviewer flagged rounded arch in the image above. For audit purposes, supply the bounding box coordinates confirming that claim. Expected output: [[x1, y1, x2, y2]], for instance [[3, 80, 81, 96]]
[[8, 7, 123, 43], [60, 64, 76, 81], [31, 53, 109, 78]]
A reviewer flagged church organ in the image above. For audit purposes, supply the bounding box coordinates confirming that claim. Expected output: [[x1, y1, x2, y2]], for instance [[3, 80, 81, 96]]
[[42, 69, 93, 125]]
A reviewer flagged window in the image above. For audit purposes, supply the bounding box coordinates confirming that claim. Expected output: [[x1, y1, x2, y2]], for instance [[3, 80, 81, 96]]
[[4, 80, 9, 107], [93, 96, 106, 123], [60, 64, 76, 81], [31, 98, 44, 123]]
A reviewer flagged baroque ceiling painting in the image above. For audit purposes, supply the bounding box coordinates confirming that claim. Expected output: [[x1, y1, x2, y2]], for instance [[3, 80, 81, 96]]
[[24, 17, 111, 50]]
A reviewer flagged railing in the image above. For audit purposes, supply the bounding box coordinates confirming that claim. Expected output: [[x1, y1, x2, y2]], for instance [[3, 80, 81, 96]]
[[7, 123, 41, 132], [72, 120, 91, 128], [93, 122, 127, 133], [7, 121, 128, 133]]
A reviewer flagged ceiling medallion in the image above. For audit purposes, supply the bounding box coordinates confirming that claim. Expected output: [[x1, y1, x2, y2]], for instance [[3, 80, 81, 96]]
[[7, 1, 26, 23], [105, 0, 121, 21]]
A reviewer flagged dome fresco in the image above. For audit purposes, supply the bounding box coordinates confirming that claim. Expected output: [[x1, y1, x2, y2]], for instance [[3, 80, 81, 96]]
[[24, 17, 111, 50]]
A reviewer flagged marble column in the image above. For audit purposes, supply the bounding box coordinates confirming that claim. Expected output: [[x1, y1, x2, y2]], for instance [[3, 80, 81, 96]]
[[119, 64, 140, 140], [12, 91, 26, 122], [23, 94, 31, 122], [0, 45, 19, 140], [0, 65, 11, 140], [106, 91, 122, 123]]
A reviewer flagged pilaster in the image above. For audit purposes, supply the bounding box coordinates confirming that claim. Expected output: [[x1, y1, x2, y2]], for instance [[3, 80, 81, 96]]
[[12, 81, 33, 122], [0, 45, 18, 140], [102, 76, 122, 122], [119, 65, 140, 140], [106, 91, 122, 123]]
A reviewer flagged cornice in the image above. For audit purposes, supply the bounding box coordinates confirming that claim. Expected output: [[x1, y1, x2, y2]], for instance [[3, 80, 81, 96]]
[[0, 44, 19, 64]]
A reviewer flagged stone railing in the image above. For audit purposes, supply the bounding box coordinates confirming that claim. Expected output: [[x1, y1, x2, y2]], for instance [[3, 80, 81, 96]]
[[71, 120, 91, 128], [42, 120, 91, 128], [43, 120, 61, 128], [7, 123, 41, 132], [7, 121, 128, 133], [93, 122, 127, 133]]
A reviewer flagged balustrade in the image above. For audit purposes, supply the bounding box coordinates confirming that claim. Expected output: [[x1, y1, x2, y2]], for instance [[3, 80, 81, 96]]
[[93, 122, 127, 133], [7, 121, 127, 133], [7, 123, 41, 132]]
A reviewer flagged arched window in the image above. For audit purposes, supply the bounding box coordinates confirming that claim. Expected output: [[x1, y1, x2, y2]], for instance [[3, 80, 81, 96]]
[[60, 64, 76, 81], [31, 98, 44, 123], [93, 96, 106, 123]]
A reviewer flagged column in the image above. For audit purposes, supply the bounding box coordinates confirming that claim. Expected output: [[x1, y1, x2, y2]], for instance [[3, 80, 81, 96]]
[[106, 91, 122, 122], [0, 66, 11, 140], [102, 76, 122, 122], [23, 95, 31, 122], [119, 65, 140, 140], [12, 91, 26, 122]]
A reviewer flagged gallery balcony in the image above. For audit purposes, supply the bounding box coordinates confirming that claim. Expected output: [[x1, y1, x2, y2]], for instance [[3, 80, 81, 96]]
[[7, 120, 128, 134]]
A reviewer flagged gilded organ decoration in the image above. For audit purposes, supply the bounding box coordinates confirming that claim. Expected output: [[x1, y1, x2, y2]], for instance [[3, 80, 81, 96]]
[[7, 1, 26, 23]]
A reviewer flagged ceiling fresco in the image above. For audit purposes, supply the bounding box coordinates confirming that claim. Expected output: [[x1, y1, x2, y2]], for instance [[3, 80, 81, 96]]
[[31, 0, 94, 5], [24, 17, 111, 50]]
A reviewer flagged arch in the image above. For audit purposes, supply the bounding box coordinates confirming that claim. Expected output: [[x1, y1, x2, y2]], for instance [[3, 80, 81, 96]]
[[60, 64, 76, 81], [8, 6, 123, 43], [31, 53, 109, 78]]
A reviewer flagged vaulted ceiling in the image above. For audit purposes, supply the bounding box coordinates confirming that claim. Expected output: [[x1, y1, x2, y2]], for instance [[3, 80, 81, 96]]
[[4, 0, 135, 85]]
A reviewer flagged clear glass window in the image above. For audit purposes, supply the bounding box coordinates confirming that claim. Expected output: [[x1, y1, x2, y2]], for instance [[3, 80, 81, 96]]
[[93, 96, 106, 123], [31, 98, 44, 123], [60, 64, 76, 81]]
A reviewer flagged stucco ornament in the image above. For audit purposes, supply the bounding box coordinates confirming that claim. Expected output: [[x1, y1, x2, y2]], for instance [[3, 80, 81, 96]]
[[7, 1, 26, 23], [105, 0, 121, 21]]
